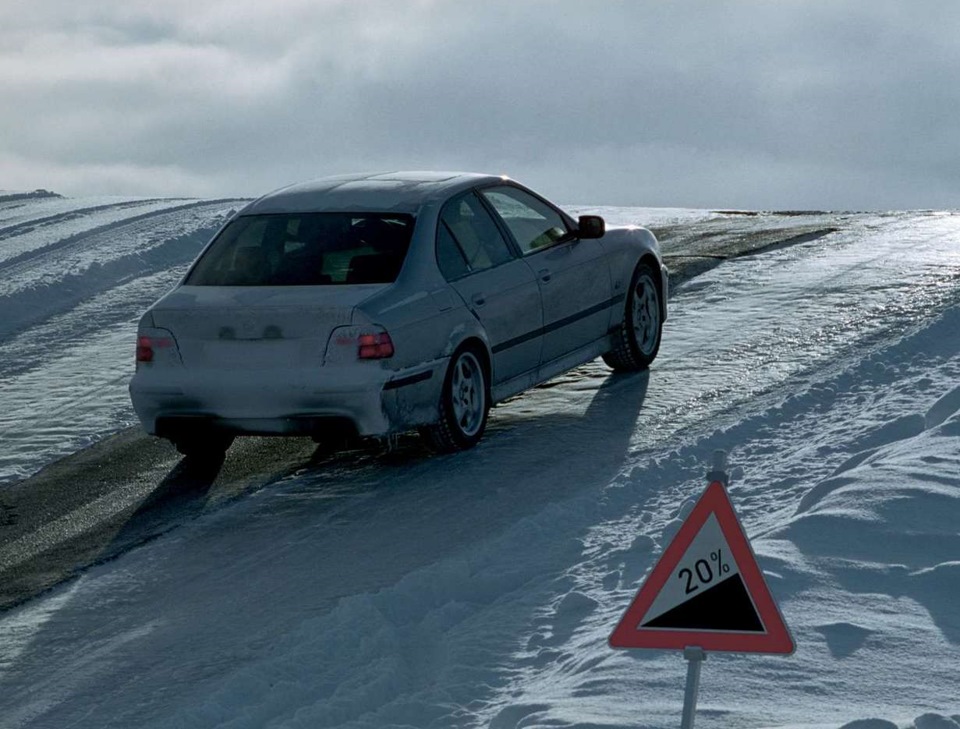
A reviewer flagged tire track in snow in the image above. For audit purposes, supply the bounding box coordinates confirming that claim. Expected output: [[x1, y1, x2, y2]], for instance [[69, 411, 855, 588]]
[[0, 199, 203, 267], [0, 193, 74, 225], [0, 198, 243, 274], [0, 201, 240, 341], [0, 268, 187, 381], [0, 198, 180, 244], [0, 201, 240, 483]]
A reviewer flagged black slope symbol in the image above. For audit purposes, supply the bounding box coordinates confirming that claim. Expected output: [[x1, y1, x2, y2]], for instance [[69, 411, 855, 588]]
[[641, 574, 764, 632]]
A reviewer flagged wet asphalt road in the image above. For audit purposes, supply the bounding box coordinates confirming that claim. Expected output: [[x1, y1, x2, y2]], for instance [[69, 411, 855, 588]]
[[0, 214, 839, 611]]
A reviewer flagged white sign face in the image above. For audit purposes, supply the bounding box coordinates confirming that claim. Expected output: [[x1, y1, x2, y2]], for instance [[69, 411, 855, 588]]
[[642, 514, 739, 624]]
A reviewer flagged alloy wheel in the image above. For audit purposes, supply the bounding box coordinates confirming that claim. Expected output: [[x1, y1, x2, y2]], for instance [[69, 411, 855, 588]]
[[450, 351, 485, 437], [632, 274, 661, 356]]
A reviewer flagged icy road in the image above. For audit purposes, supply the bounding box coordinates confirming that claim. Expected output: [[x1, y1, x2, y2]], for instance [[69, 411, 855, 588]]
[[1, 194, 959, 728]]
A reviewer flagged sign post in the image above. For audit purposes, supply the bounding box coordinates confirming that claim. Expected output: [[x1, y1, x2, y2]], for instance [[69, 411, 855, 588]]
[[680, 646, 705, 729], [609, 451, 794, 727]]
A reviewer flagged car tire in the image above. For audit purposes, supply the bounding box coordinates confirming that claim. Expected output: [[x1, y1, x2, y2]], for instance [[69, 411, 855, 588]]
[[170, 431, 234, 460], [603, 261, 663, 371], [420, 345, 490, 453]]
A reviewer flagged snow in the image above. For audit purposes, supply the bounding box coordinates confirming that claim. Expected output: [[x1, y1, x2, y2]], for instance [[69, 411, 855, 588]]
[[1, 197, 959, 728], [0, 199, 240, 484]]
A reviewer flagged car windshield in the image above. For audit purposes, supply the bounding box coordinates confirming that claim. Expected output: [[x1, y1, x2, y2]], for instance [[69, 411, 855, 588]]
[[185, 213, 415, 286]]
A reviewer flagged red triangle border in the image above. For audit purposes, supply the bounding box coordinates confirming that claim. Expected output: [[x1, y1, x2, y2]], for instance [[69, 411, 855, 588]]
[[609, 481, 794, 654]]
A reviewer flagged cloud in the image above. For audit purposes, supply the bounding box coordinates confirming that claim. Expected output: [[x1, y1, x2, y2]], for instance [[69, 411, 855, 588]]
[[1, 0, 959, 208]]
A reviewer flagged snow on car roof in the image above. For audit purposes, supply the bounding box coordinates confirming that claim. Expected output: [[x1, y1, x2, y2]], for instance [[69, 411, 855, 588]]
[[244, 171, 504, 214]]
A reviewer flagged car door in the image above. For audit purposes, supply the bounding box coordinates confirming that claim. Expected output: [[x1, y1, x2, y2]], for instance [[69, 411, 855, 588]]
[[479, 185, 613, 367], [436, 191, 543, 386]]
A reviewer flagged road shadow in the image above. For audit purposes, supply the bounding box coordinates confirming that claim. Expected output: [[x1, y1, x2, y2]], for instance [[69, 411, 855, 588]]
[[0, 363, 648, 617], [99, 454, 227, 550], [0, 432, 319, 611], [0, 365, 653, 729], [0, 452, 222, 611]]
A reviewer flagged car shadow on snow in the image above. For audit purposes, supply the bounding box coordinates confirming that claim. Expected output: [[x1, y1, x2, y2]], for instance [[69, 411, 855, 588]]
[[0, 432, 318, 611], [1, 364, 649, 616], [207, 365, 653, 615], [0, 371, 656, 725], [99, 454, 227, 551], [304, 361, 649, 502], [0, 452, 235, 611]]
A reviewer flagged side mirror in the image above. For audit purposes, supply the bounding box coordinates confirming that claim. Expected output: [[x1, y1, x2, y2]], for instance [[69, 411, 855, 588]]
[[577, 214, 605, 239]]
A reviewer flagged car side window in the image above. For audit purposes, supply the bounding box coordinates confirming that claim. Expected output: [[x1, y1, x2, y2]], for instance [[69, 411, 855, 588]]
[[480, 186, 569, 256], [436, 223, 470, 280], [436, 192, 514, 280]]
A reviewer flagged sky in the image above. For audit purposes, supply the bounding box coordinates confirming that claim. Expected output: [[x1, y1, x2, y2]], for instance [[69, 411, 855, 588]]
[[2, 0, 959, 210]]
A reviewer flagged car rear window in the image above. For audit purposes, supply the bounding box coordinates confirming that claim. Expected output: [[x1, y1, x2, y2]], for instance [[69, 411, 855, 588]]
[[185, 213, 414, 286]]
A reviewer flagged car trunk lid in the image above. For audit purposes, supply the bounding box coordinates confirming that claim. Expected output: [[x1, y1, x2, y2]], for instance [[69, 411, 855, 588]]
[[150, 285, 384, 369]]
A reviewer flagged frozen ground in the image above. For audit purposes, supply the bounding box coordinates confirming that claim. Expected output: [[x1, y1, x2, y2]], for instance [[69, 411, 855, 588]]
[[0, 193, 243, 484], [0, 196, 958, 728]]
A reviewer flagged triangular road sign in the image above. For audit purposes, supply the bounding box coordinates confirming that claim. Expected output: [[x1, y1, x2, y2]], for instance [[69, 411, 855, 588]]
[[609, 480, 794, 654]]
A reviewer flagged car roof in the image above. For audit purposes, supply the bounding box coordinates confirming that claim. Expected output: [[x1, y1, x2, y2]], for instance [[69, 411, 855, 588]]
[[243, 171, 506, 215]]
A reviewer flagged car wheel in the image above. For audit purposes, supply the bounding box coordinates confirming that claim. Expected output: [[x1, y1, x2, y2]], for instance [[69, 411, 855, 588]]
[[603, 261, 663, 371], [420, 346, 490, 452], [170, 431, 234, 460]]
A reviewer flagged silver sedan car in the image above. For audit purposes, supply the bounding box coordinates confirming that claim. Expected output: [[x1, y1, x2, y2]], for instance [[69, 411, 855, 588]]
[[129, 172, 667, 456]]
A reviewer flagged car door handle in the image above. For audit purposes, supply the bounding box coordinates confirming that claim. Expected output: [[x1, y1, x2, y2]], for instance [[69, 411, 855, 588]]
[[471, 292, 486, 307], [538, 268, 551, 283]]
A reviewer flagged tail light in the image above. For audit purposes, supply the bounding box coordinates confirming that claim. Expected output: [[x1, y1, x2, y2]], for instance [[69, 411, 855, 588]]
[[358, 332, 394, 359], [135, 330, 177, 366]]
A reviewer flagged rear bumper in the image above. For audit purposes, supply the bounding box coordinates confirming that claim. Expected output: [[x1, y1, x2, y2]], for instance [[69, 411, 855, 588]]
[[129, 361, 444, 438]]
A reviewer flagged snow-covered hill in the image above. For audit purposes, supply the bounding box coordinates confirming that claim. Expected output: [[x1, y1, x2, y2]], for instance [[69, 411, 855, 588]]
[[0, 194, 243, 484], [0, 196, 958, 728]]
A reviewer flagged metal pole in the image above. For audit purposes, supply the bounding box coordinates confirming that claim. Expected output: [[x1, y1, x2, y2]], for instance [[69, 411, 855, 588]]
[[680, 646, 706, 729]]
